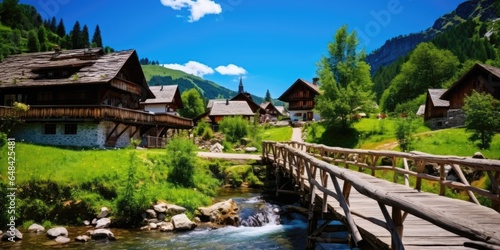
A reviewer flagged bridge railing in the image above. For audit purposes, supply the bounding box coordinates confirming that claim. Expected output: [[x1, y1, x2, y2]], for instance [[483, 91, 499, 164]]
[[262, 141, 500, 249], [266, 141, 500, 208]]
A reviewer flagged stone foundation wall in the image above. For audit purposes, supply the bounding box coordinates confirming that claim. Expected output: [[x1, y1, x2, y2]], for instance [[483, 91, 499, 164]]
[[11, 121, 140, 148], [426, 109, 466, 130]]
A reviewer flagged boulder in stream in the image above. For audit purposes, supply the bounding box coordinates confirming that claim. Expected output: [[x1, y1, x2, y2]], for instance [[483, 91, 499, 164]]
[[197, 199, 240, 226]]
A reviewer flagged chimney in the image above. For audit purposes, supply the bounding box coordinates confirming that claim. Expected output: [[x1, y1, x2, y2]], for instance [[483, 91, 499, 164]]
[[160, 85, 164, 91], [312, 77, 319, 86], [226, 99, 229, 105], [54, 45, 61, 53]]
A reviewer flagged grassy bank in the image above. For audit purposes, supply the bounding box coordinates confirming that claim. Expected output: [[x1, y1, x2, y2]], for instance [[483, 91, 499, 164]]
[[0, 142, 225, 227]]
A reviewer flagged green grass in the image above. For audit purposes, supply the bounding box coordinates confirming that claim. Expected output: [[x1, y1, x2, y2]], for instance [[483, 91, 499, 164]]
[[141, 65, 192, 82], [262, 126, 293, 142], [0, 143, 225, 225], [412, 128, 500, 159]]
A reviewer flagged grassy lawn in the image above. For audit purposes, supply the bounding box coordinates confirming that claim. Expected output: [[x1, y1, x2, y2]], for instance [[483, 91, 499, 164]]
[[261, 126, 293, 142], [0, 143, 223, 225]]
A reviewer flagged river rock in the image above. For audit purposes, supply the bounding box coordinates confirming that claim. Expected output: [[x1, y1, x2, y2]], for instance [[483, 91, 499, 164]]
[[54, 236, 70, 244], [97, 207, 110, 218], [153, 203, 167, 213], [159, 222, 174, 232], [172, 214, 197, 231], [149, 222, 158, 230], [197, 199, 240, 226], [28, 223, 45, 233], [145, 209, 157, 219], [245, 147, 258, 153], [92, 218, 98, 225], [95, 218, 111, 229], [157, 213, 166, 221], [83, 220, 90, 226], [167, 204, 187, 215], [47, 227, 68, 238], [2, 229, 22, 241], [90, 229, 116, 240], [75, 235, 91, 242]]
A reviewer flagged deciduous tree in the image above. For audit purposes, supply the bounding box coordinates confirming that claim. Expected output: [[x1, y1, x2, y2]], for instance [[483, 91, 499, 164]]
[[463, 91, 500, 149], [179, 88, 205, 118], [315, 25, 374, 128]]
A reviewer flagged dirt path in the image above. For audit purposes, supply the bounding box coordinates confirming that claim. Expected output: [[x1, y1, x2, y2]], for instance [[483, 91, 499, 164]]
[[373, 130, 441, 150], [291, 127, 303, 142], [197, 152, 261, 160]]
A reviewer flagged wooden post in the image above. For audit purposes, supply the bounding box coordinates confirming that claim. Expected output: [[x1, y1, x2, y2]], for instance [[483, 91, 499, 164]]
[[378, 202, 404, 250], [392, 207, 404, 248], [342, 181, 352, 206], [439, 163, 445, 196]]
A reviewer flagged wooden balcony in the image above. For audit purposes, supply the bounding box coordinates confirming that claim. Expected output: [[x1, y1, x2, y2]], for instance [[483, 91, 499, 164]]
[[288, 104, 315, 110], [0, 105, 193, 129]]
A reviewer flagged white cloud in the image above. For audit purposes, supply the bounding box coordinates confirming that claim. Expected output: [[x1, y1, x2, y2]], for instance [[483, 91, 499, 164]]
[[162, 61, 214, 78], [160, 0, 222, 22], [215, 64, 247, 75]]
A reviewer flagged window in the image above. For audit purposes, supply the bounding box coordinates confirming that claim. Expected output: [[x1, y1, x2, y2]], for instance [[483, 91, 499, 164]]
[[4, 94, 16, 106], [44, 124, 56, 135], [64, 124, 77, 135], [37, 92, 53, 102]]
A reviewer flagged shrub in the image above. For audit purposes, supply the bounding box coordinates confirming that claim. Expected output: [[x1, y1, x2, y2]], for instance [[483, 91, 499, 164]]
[[219, 116, 249, 143], [166, 137, 197, 187], [194, 121, 210, 137], [201, 126, 214, 140]]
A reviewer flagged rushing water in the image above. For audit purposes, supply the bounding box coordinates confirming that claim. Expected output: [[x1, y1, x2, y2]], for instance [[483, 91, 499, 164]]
[[0, 188, 350, 250]]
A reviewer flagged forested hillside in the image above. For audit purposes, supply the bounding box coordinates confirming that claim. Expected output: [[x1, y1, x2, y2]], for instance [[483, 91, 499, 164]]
[[373, 7, 500, 113], [367, 0, 499, 74], [142, 65, 266, 103], [0, 0, 112, 61]]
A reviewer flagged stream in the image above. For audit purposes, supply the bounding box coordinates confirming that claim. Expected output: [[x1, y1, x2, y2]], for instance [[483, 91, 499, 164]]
[[0, 188, 350, 249]]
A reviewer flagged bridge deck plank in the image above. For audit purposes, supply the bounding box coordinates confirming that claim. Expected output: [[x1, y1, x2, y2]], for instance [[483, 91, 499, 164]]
[[272, 153, 500, 249]]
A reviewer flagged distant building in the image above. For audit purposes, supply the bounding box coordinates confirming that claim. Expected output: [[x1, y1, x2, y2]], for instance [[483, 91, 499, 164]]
[[424, 63, 500, 129], [208, 100, 254, 124], [278, 78, 321, 121], [231, 77, 264, 114], [141, 85, 183, 115], [260, 101, 283, 122], [0, 48, 193, 148]]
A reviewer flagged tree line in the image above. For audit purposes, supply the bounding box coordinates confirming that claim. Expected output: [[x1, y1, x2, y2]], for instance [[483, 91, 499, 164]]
[[0, 0, 114, 61]]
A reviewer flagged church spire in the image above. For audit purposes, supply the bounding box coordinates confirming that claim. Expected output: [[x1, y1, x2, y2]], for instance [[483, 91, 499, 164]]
[[238, 76, 244, 93]]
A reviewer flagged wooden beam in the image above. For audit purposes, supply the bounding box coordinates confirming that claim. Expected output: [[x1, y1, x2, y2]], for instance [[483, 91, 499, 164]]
[[451, 164, 479, 205], [378, 202, 404, 250]]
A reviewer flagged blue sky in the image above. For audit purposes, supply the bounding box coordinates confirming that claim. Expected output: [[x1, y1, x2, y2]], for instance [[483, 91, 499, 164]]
[[24, 0, 465, 98]]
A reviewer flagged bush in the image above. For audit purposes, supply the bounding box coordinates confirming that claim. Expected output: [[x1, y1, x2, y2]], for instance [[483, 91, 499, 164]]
[[219, 116, 249, 143], [201, 126, 214, 140], [166, 137, 197, 187], [194, 121, 210, 137]]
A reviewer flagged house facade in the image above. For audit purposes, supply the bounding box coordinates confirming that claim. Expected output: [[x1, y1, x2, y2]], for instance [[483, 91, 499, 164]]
[[260, 101, 283, 122], [208, 100, 254, 124], [0, 48, 193, 148], [278, 78, 320, 121], [424, 63, 500, 130], [141, 85, 183, 115]]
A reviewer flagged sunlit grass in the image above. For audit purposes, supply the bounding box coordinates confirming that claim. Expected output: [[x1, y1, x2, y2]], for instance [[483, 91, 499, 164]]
[[262, 126, 293, 142]]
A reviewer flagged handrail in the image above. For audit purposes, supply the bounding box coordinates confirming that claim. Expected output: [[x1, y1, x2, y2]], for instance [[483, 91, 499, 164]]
[[262, 141, 500, 247], [275, 141, 500, 204], [0, 105, 193, 128]]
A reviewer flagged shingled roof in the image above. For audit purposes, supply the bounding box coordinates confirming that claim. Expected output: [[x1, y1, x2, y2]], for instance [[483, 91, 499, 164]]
[[209, 100, 254, 116], [428, 89, 449, 107], [142, 85, 179, 104], [278, 78, 320, 102], [0, 48, 153, 98]]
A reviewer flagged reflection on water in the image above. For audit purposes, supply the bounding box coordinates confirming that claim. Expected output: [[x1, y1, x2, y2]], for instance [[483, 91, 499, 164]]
[[0, 188, 350, 250]]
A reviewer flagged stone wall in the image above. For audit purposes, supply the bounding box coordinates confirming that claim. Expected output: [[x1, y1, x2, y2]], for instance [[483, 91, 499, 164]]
[[11, 121, 140, 148], [426, 109, 466, 130]]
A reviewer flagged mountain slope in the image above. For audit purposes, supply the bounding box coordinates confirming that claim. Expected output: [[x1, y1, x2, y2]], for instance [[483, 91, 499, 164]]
[[142, 65, 265, 104], [366, 0, 499, 74]]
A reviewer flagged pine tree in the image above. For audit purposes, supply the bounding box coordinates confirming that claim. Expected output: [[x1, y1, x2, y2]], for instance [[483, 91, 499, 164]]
[[264, 89, 272, 102], [70, 21, 81, 49], [27, 29, 40, 52], [37, 25, 48, 51], [91, 25, 103, 48], [49, 17, 57, 32], [57, 19, 66, 37], [81, 24, 89, 48]]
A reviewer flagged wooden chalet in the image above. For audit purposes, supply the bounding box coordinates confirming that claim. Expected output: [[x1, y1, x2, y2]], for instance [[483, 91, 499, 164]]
[[424, 63, 500, 129], [231, 77, 265, 114], [278, 78, 320, 121], [208, 100, 254, 124], [141, 85, 183, 115], [260, 101, 282, 122], [0, 48, 193, 148]]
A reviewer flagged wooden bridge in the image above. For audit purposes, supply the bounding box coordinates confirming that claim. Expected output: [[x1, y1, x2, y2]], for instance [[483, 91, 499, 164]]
[[262, 141, 500, 250]]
